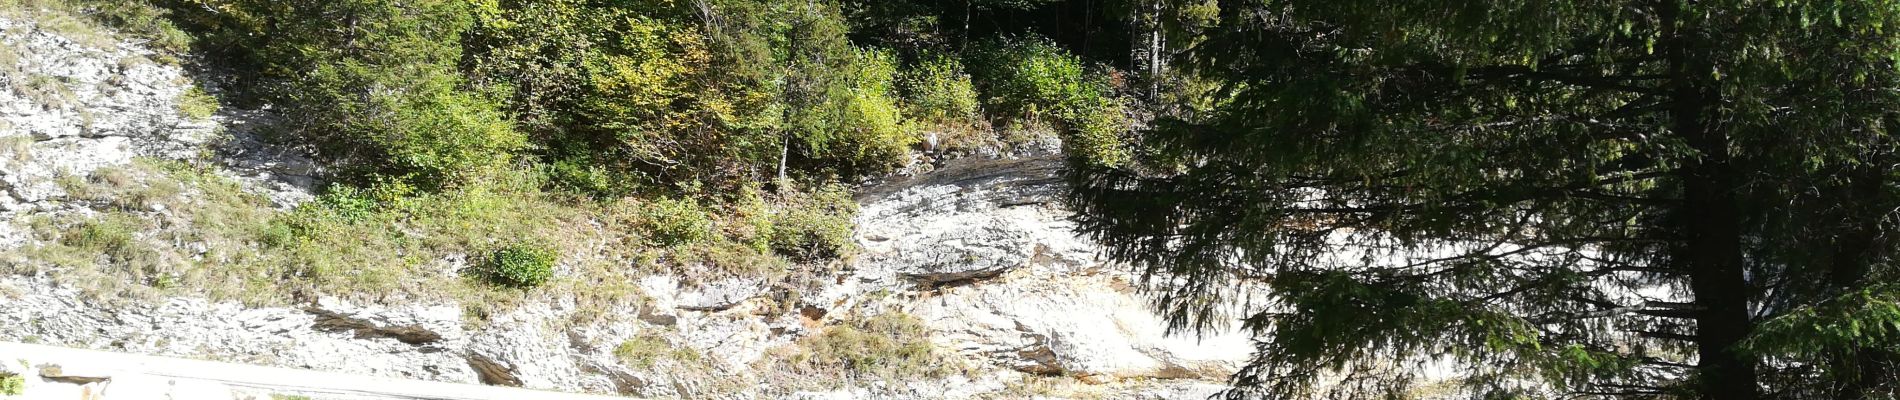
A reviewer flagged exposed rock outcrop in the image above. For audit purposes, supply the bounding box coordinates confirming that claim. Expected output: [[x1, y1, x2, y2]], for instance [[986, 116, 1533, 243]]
[[0, 15, 205, 210], [835, 156, 1251, 381]]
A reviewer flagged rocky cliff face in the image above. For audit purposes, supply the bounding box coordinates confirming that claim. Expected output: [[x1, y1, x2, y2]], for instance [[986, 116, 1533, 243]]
[[0, 10, 1253, 400]]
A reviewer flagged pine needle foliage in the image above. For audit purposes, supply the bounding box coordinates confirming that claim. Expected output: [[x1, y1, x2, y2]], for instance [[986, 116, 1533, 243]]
[[1066, 1, 1900, 399]]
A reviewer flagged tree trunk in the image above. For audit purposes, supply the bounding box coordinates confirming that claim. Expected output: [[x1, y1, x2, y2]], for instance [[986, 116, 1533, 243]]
[[1148, 0, 1162, 99], [1680, 157, 1759, 400], [1665, 3, 1759, 398]]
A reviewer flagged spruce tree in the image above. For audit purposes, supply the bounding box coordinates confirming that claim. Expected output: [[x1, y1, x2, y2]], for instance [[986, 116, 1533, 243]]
[[1066, 1, 1900, 398]]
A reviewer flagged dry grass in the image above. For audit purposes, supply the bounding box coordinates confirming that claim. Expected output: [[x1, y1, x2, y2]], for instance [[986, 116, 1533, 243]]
[[614, 330, 704, 369], [0, 135, 32, 167], [755, 311, 961, 392]]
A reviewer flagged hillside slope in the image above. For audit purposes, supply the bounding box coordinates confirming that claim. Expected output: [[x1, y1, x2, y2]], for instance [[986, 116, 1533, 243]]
[[0, 6, 1253, 400]]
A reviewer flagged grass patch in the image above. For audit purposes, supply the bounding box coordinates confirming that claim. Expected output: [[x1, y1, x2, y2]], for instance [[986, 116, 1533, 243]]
[[10, 159, 863, 308], [176, 86, 218, 120], [257, 171, 588, 301], [768, 312, 953, 383], [607, 328, 756, 397], [11, 159, 859, 318], [57, 162, 182, 211], [614, 331, 703, 369]]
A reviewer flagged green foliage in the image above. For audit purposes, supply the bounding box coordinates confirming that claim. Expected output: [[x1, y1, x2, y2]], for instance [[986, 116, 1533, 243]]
[[481, 243, 556, 288], [1750, 284, 1900, 356], [1065, 1, 1900, 399], [176, 86, 218, 120], [901, 53, 985, 147], [793, 47, 917, 176], [903, 55, 980, 125], [767, 183, 858, 262], [636, 197, 714, 247], [1745, 283, 1900, 396], [459, 0, 923, 193], [0, 372, 20, 396], [171, 0, 525, 189], [971, 37, 1128, 166]]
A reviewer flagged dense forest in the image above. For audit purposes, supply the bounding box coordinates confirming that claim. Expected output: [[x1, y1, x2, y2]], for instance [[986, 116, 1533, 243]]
[[13, 0, 1900, 399]]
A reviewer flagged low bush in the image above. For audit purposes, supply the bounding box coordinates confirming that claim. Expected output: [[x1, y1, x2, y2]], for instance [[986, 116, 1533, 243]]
[[637, 197, 713, 247], [902, 53, 987, 151], [767, 183, 857, 262], [481, 243, 556, 288]]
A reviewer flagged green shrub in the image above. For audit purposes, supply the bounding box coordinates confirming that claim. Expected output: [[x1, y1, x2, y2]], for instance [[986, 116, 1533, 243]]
[[903, 54, 981, 128], [0, 372, 21, 395], [64, 215, 136, 253], [787, 47, 919, 177], [637, 197, 713, 247], [768, 183, 858, 262], [546, 154, 636, 199], [482, 243, 556, 288], [310, 186, 380, 222], [971, 36, 1130, 166], [188, 0, 526, 190]]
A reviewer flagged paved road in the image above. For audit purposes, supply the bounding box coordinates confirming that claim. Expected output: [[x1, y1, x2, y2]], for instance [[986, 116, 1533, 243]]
[[0, 342, 628, 400]]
